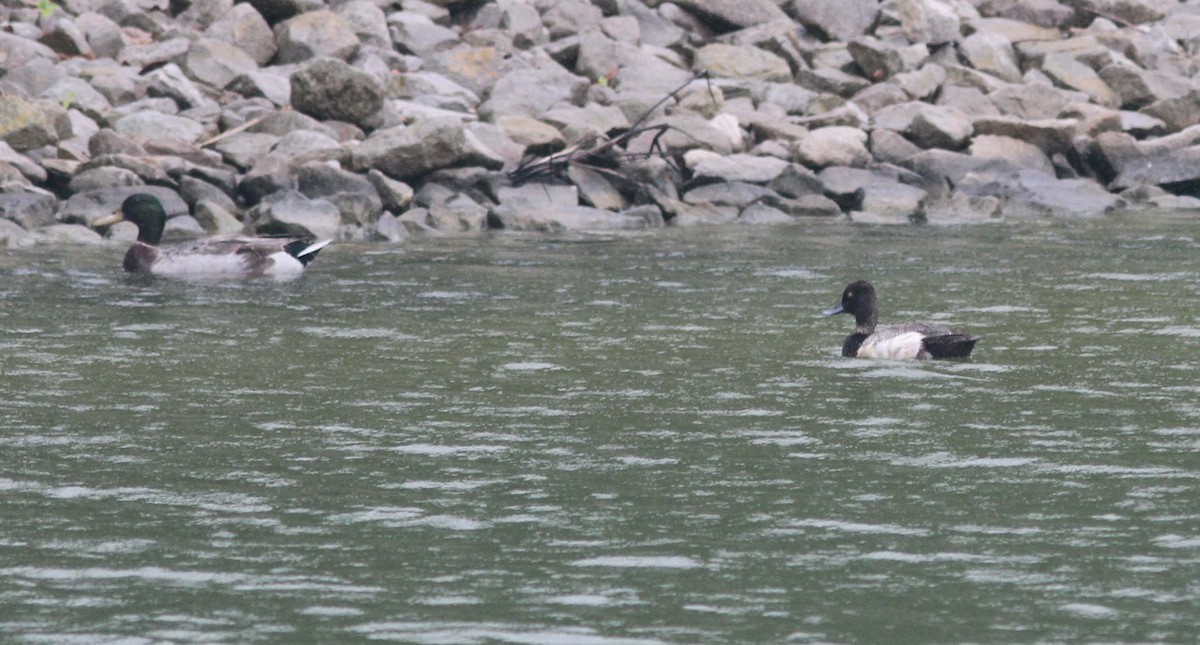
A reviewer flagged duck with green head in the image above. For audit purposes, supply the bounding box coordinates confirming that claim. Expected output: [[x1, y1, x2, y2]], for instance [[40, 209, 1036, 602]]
[[94, 193, 331, 279]]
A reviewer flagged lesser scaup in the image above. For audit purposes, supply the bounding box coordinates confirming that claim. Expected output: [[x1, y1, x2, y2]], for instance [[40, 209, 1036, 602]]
[[93, 193, 331, 279], [824, 280, 980, 359]]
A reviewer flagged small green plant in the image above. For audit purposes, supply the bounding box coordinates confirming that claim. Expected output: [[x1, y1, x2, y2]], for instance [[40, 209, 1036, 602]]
[[597, 75, 609, 88], [59, 90, 75, 110], [36, 0, 59, 19]]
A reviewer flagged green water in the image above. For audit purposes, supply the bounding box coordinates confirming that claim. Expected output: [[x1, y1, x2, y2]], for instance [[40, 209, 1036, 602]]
[[2, 217, 1199, 642]]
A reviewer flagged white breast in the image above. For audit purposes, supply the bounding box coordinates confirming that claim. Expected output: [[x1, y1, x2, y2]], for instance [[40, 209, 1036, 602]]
[[857, 331, 926, 360]]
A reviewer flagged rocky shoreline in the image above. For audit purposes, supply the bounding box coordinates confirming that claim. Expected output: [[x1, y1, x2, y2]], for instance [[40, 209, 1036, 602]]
[[3, 0, 1200, 247]]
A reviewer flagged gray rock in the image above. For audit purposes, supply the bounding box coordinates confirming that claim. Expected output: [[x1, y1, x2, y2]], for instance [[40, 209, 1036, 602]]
[[848, 37, 909, 81], [542, 0, 604, 39], [274, 10, 359, 64], [1098, 61, 1195, 111], [574, 31, 693, 98], [297, 162, 383, 225], [870, 128, 923, 164], [0, 97, 69, 152], [118, 38, 192, 69], [635, 112, 738, 156], [67, 166, 145, 193], [1118, 111, 1167, 138], [247, 0, 325, 23], [214, 132, 279, 171], [500, 0, 547, 48], [144, 64, 216, 113], [1040, 54, 1116, 108], [851, 83, 911, 114], [0, 32, 58, 71], [247, 110, 338, 139], [88, 130, 146, 157], [75, 12, 124, 59], [690, 153, 790, 183], [972, 117, 1076, 155], [920, 190, 1002, 223], [794, 68, 871, 98], [976, 0, 1073, 28], [272, 129, 341, 160], [1109, 146, 1200, 195], [185, 38, 260, 90], [969, 134, 1054, 175], [896, 0, 964, 44], [790, 0, 879, 41], [337, 0, 392, 49], [2, 58, 64, 98], [237, 153, 294, 203], [672, 0, 788, 29], [162, 214, 207, 242], [0, 142, 47, 184], [856, 181, 927, 219], [498, 116, 565, 156], [540, 104, 630, 146], [36, 223, 105, 245], [0, 217, 36, 248], [738, 203, 793, 224], [1002, 171, 1124, 217], [113, 111, 208, 145], [1140, 92, 1200, 133], [192, 199, 245, 235], [768, 163, 825, 198], [693, 43, 791, 82], [960, 31, 1021, 82], [60, 187, 188, 226], [902, 148, 996, 185], [179, 175, 238, 213], [290, 58, 385, 127], [568, 164, 627, 211], [399, 71, 480, 112], [367, 170, 415, 212], [0, 191, 56, 230], [374, 211, 408, 242], [38, 18, 93, 58], [766, 193, 843, 217], [908, 104, 973, 150], [795, 126, 870, 168], [684, 181, 777, 207], [894, 63, 946, 100], [251, 191, 341, 239], [228, 71, 292, 106], [351, 117, 503, 180], [388, 12, 460, 57], [207, 3, 277, 66], [479, 65, 589, 121]]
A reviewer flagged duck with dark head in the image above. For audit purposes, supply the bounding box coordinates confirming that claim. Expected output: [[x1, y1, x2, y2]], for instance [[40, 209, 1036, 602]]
[[824, 280, 980, 360], [94, 193, 331, 279]]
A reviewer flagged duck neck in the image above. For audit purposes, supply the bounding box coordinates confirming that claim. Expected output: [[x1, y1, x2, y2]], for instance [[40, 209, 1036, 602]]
[[853, 309, 877, 335]]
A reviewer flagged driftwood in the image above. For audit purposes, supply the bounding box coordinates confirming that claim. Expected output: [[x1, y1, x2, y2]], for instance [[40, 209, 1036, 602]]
[[506, 74, 714, 187]]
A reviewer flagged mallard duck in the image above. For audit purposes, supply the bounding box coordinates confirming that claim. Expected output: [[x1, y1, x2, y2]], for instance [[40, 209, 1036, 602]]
[[823, 280, 980, 359], [93, 193, 331, 279]]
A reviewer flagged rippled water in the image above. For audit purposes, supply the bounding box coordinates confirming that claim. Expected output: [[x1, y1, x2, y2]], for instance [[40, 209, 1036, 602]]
[[3, 217, 1199, 642]]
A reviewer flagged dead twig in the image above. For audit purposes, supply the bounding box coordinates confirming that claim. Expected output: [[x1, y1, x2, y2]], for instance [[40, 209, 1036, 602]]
[[507, 73, 711, 187]]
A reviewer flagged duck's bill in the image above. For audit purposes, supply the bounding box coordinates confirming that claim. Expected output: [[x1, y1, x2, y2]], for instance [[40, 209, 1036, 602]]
[[822, 304, 845, 316], [93, 212, 125, 227]]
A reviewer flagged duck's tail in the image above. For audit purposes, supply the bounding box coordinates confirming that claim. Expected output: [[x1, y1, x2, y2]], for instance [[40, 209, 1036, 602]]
[[922, 333, 980, 359], [284, 239, 332, 266]]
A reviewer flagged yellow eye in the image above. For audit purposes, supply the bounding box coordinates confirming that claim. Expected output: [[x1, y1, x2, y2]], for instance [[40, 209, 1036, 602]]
[[846, 291, 854, 298]]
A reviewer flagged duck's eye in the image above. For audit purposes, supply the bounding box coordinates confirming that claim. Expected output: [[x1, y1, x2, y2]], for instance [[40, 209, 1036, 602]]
[[846, 291, 854, 298]]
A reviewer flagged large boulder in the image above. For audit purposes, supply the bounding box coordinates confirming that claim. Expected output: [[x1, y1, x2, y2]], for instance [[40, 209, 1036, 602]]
[[273, 9, 359, 63], [350, 117, 504, 180], [290, 58, 385, 127]]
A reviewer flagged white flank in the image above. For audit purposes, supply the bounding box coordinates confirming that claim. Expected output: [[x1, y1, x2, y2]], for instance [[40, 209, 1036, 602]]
[[858, 331, 925, 360], [151, 253, 253, 278], [263, 252, 305, 278]]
